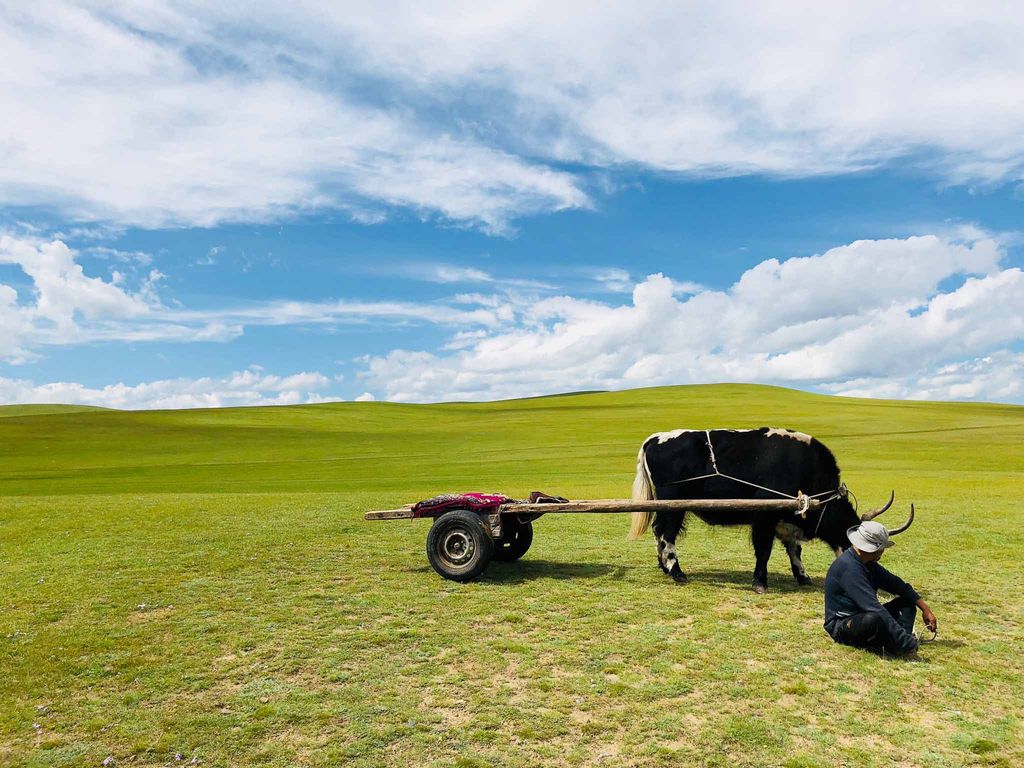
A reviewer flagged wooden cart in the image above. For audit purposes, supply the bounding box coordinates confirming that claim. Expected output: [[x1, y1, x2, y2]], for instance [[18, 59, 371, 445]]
[[365, 496, 820, 581]]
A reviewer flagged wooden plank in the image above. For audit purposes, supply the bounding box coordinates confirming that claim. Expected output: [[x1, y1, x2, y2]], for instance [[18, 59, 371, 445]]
[[365, 508, 417, 520], [496, 498, 819, 515], [364, 496, 818, 521]]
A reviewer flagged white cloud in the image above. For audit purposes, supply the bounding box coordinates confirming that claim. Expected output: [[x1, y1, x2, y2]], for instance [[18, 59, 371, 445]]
[[5, 4, 1024, 233], [822, 352, 1024, 402], [194, 246, 223, 267], [0, 236, 152, 330], [0, 234, 513, 363], [358, 233, 1024, 403], [0, 4, 587, 235], [6, 230, 1021, 407], [0, 368, 336, 410], [429, 265, 493, 284], [413, 263, 555, 291], [592, 268, 633, 293], [83, 247, 153, 266], [222, 4, 1024, 183], [0, 234, 165, 361]]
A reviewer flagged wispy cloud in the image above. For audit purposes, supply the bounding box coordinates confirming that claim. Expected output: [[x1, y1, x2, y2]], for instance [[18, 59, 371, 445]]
[[428, 265, 494, 284], [0, 4, 588, 235], [5, 4, 1024, 235], [591, 268, 633, 293], [413, 263, 556, 291], [0, 368, 338, 409], [193, 246, 223, 267], [82, 246, 153, 266]]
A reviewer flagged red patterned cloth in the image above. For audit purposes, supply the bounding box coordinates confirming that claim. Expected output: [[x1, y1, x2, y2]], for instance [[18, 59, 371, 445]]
[[411, 492, 517, 518]]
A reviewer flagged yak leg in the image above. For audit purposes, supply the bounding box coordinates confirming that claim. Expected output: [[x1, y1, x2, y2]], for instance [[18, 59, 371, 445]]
[[783, 540, 813, 586], [652, 510, 688, 584], [751, 521, 776, 594]]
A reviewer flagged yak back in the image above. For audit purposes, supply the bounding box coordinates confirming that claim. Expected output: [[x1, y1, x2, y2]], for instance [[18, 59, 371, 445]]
[[642, 428, 841, 525]]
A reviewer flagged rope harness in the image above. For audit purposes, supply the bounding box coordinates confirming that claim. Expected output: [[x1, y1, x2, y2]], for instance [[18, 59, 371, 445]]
[[662, 430, 851, 531]]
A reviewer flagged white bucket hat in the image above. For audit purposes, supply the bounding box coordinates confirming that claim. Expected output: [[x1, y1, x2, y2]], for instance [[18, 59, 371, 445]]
[[846, 520, 895, 552]]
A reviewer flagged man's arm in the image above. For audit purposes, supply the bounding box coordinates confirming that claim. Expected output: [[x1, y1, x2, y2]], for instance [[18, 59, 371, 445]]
[[874, 562, 921, 604], [876, 564, 938, 631]]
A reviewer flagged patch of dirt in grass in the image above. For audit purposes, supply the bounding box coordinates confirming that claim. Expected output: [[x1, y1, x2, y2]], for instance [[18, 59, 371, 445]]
[[547, 665, 582, 680], [491, 662, 529, 703], [588, 738, 621, 762], [660, 712, 704, 747], [569, 709, 592, 724], [440, 705, 472, 728], [274, 725, 332, 752], [837, 733, 888, 753], [127, 605, 174, 624]]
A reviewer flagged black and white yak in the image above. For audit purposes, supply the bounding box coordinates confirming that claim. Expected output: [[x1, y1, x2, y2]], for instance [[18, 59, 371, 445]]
[[628, 427, 914, 593]]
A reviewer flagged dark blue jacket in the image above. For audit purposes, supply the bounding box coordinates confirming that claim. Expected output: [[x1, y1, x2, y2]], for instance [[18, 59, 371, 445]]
[[824, 548, 920, 651]]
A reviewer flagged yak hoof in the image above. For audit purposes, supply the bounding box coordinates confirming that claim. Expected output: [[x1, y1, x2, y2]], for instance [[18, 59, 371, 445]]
[[752, 581, 768, 594], [671, 570, 689, 585], [797, 576, 813, 587]]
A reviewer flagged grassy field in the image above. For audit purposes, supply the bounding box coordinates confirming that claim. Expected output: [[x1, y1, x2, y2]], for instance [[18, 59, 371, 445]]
[[2, 383, 1022, 767]]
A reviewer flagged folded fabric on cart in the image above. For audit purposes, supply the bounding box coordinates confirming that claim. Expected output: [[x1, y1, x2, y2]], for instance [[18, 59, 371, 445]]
[[411, 492, 520, 517]]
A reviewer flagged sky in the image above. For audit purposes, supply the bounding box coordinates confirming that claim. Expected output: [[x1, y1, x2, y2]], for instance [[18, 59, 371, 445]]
[[1, 1, 1023, 408]]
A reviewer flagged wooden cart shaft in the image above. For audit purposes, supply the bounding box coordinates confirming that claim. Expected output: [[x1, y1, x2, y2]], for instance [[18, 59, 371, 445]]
[[365, 496, 819, 521]]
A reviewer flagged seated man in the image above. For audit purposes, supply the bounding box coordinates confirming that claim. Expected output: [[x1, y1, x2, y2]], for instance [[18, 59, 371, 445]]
[[824, 520, 937, 655]]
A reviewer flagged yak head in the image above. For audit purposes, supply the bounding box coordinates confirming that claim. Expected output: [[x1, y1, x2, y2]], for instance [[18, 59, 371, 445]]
[[813, 489, 915, 555]]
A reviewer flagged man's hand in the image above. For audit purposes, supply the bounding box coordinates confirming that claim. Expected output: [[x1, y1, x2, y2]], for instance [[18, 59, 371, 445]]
[[917, 599, 938, 633]]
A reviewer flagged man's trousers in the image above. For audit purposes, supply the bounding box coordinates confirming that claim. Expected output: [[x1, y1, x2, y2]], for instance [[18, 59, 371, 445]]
[[831, 596, 917, 654]]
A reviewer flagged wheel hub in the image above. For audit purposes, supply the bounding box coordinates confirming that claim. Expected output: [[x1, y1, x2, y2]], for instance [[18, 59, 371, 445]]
[[441, 529, 474, 565]]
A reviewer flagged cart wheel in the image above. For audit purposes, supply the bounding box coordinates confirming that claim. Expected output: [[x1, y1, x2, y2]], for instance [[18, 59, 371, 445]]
[[494, 517, 534, 562], [426, 509, 494, 581]]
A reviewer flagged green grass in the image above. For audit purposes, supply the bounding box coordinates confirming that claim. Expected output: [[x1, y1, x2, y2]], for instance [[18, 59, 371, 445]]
[[2, 383, 1022, 767]]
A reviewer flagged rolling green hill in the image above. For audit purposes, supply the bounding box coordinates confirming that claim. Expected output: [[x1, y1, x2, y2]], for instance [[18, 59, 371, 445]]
[[2, 383, 1023, 497], [2, 384, 1022, 767], [0, 404, 109, 418]]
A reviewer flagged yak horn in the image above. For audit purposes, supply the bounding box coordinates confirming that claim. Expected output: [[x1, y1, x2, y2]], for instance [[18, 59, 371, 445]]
[[861, 490, 895, 521], [888, 504, 915, 536]]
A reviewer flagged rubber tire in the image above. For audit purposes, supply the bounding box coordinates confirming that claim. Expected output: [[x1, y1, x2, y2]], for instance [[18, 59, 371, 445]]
[[494, 517, 534, 562], [426, 509, 495, 582]]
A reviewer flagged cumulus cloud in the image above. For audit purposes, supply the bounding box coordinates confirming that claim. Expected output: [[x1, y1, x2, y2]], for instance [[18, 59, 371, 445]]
[[358, 234, 1024, 403], [0, 368, 336, 410], [0, 236, 153, 330], [0, 234, 168, 362], [4, 4, 1024, 233]]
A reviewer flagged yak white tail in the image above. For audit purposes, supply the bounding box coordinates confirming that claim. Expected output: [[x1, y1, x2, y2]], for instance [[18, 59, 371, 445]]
[[628, 443, 655, 539]]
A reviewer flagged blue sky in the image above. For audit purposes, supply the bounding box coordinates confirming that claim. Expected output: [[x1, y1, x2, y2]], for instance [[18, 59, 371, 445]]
[[2, 4, 1024, 407]]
